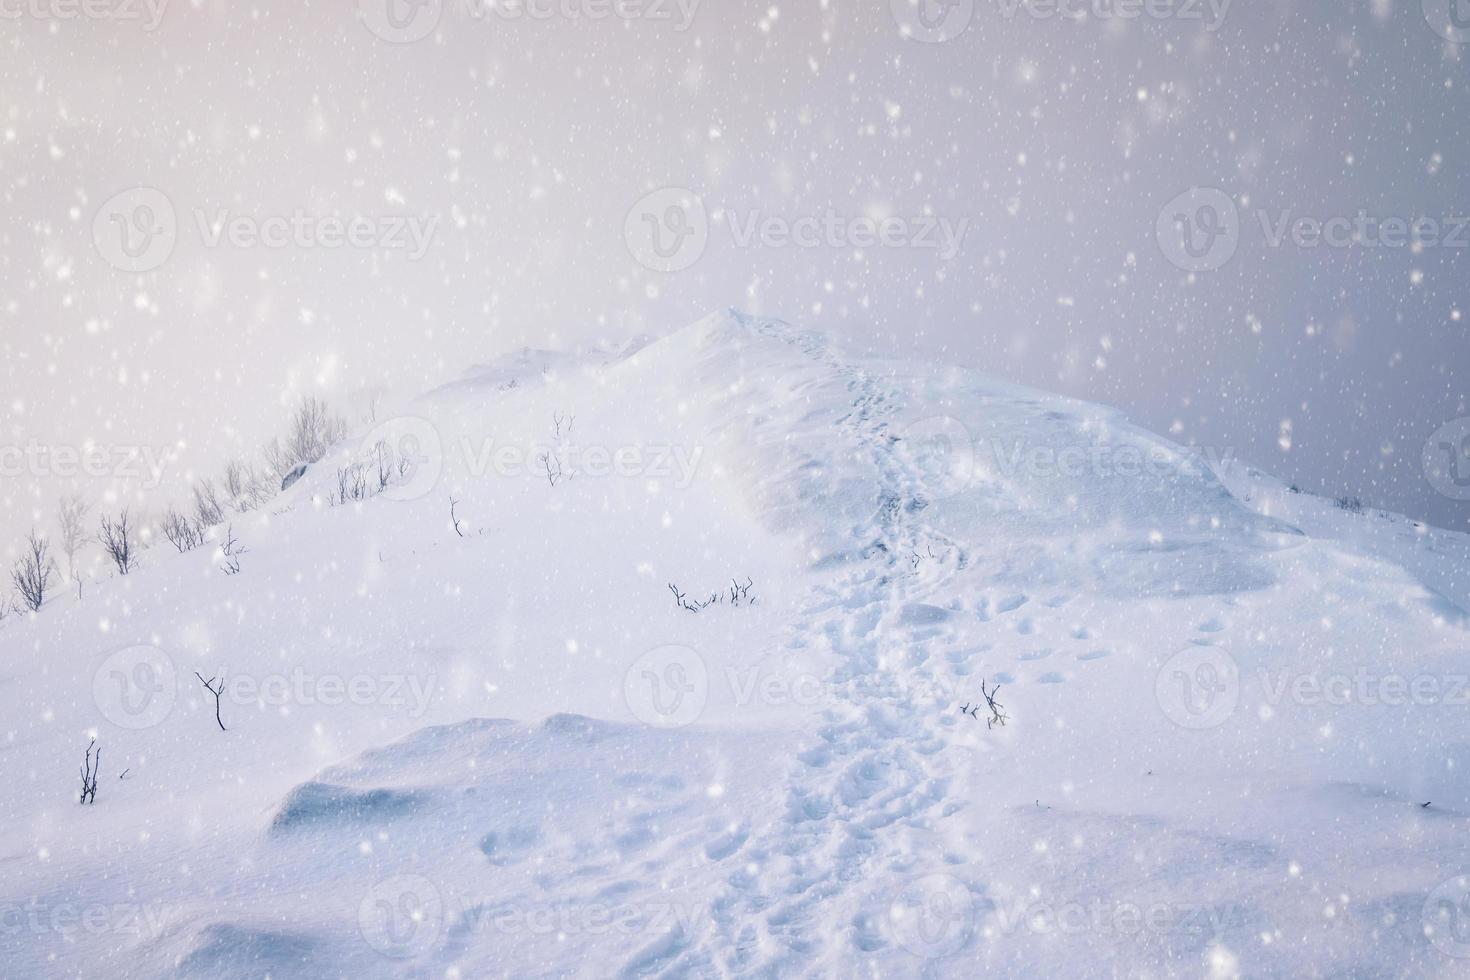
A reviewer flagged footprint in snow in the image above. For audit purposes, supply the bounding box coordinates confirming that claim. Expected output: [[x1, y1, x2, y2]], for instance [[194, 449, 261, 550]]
[[1076, 649, 1112, 662]]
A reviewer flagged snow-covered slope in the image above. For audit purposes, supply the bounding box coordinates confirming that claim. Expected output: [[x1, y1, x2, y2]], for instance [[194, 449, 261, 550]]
[[3, 311, 1469, 979]]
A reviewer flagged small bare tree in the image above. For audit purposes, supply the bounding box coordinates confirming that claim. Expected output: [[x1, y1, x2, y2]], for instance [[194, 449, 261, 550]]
[[262, 396, 348, 482], [195, 672, 227, 731], [57, 494, 90, 586], [192, 479, 225, 530], [218, 526, 246, 575], [11, 529, 54, 612], [161, 507, 204, 553], [222, 460, 270, 512], [98, 510, 136, 575], [79, 739, 100, 805]]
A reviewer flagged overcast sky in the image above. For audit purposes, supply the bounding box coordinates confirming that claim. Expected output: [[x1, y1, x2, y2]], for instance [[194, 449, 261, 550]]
[[2, 0, 1468, 565]]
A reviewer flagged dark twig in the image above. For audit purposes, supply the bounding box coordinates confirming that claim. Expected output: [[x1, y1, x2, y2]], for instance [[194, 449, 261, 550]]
[[195, 671, 227, 731], [79, 739, 100, 804], [449, 496, 465, 538]]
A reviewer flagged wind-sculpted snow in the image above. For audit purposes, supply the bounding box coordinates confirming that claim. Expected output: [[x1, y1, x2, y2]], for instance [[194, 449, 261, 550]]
[[2, 311, 1469, 977]]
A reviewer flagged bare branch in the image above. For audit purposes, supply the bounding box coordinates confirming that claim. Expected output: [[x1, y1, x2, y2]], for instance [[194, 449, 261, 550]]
[[11, 529, 55, 611], [195, 672, 227, 731]]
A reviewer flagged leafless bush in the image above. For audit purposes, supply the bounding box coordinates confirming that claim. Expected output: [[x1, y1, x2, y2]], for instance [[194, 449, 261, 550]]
[[333, 462, 370, 505], [79, 739, 100, 805], [374, 440, 394, 491], [161, 507, 205, 553], [57, 494, 90, 583], [538, 451, 565, 487], [668, 576, 757, 613], [11, 529, 55, 611], [264, 396, 349, 480], [192, 479, 225, 529], [98, 510, 136, 575], [223, 459, 272, 512], [218, 525, 246, 575], [961, 680, 1009, 729]]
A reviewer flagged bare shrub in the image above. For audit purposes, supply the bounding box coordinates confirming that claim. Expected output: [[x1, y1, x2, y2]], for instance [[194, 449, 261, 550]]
[[11, 529, 55, 612], [333, 463, 370, 505], [79, 739, 100, 805], [265, 396, 349, 480], [57, 494, 90, 583], [223, 460, 271, 512], [218, 525, 246, 575], [161, 507, 204, 553], [98, 510, 136, 575], [192, 479, 225, 530]]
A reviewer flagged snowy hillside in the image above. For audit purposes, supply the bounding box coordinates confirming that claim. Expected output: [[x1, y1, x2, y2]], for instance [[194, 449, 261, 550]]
[[3, 311, 1469, 979]]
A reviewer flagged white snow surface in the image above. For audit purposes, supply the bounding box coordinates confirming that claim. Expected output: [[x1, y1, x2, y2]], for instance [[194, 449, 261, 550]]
[[3, 311, 1469, 978]]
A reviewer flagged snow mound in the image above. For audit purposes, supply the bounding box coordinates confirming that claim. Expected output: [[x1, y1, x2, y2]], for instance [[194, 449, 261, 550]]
[[4, 310, 1470, 978]]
